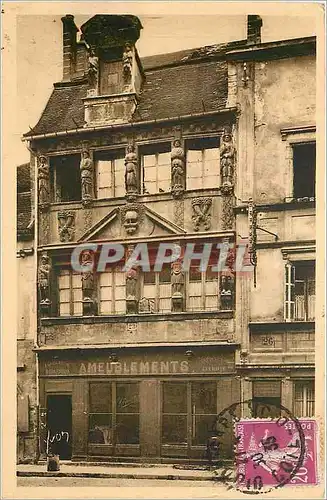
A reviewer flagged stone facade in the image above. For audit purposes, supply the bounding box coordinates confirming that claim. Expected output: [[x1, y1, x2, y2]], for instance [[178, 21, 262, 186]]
[[19, 14, 316, 463]]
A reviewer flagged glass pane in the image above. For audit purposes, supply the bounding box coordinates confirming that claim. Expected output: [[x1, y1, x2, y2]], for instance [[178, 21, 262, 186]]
[[115, 285, 126, 301], [99, 300, 112, 314], [189, 282, 202, 296], [100, 272, 112, 286], [114, 271, 125, 286], [189, 267, 202, 282], [98, 187, 112, 199], [143, 154, 156, 167], [89, 414, 112, 444], [89, 383, 112, 413], [206, 267, 218, 281], [143, 284, 156, 299], [100, 286, 112, 301], [159, 267, 171, 283], [204, 147, 219, 160], [204, 175, 219, 189], [59, 289, 70, 302], [188, 296, 202, 311], [58, 273, 70, 289], [187, 149, 202, 162], [158, 179, 170, 192], [205, 296, 218, 310], [162, 415, 187, 444], [163, 383, 187, 413], [295, 295, 305, 320], [192, 415, 217, 445], [158, 152, 170, 165], [187, 163, 201, 179], [187, 177, 202, 190], [73, 288, 82, 301], [72, 274, 82, 288], [159, 283, 171, 298], [144, 166, 156, 182], [144, 181, 156, 194], [116, 384, 139, 413], [192, 382, 217, 414], [116, 415, 139, 444], [144, 271, 156, 284], [59, 302, 70, 316], [159, 297, 171, 312], [73, 301, 82, 316], [114, 300, 126, 314]]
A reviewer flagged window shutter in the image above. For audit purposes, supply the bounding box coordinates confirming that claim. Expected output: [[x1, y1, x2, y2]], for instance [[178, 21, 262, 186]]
[[17, 395, 29, 433], [284, 262, 295, 321]]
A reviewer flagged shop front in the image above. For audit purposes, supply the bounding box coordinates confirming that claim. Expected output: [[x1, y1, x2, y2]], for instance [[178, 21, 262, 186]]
[[38, 346, 240, 462]]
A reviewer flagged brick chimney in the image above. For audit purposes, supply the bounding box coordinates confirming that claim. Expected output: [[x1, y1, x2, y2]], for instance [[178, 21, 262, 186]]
[[61, 14, 78, 80], [247, 15, 263, 45]]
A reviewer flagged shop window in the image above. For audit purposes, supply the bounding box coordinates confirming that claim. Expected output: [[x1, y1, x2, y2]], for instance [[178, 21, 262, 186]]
[[285, 261, 315, 321], [50, 155, 81, 202], [162, 383, 188, 445], [98, 267, 126, 315], [88, 382, 139, 446], [191, 382, 217, 446], [140, 144, 171, 194], [57, 269, 82, 316], [116, 383, 140, 445], [95, 150, 125, 199], [252, 381, 281, 418], [293, 142, 315, 200], [293, 380, 315, 417], [186, 137, 220, 190], [187, 265, 219, 312], [141, 266, 171, 313]]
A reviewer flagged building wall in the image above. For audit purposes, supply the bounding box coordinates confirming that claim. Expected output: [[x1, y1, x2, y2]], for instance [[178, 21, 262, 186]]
[[254, 55, 316, 204], [17, 240, 37, 463]]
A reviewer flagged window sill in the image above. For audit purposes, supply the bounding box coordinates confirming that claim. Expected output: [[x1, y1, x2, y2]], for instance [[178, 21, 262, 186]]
[[41, 310, 234, 326]]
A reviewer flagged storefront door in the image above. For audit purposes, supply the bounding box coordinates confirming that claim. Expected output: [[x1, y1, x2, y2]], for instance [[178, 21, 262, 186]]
[[47, 394, 72, 459]]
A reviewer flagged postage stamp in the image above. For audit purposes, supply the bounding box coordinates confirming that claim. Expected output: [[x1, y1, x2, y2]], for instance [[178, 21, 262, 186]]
[[235, 418, 318, 489], [211, 399, 318, 493]]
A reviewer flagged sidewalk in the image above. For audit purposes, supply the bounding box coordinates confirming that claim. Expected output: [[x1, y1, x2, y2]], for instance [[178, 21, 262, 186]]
[[17, 463, 233, 482]]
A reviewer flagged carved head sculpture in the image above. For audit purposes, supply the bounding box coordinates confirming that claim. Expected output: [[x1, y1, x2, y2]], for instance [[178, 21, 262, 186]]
[[126, 144, 135, 154], [173, 139, 181, 148], [124, 210, 138, 234], [81, 250, 93, 266], [82, 150, 90, 159], [40, 252, 49, 266], [171, 260, 182, 276], [39, 155, 48, 167], [222, 126, 233, 143]]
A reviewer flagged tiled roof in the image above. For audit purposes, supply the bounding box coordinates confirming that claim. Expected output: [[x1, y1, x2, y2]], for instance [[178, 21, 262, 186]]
[[17, 163, 31, 192], [17, 164, 33, 239], [24, 41, 247, 138]]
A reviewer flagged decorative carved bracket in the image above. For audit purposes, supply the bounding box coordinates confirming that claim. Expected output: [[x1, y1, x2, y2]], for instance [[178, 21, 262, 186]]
[[58, 211, 76, 242], [191, 197, 212, 231], [120, 203, 144, 236]]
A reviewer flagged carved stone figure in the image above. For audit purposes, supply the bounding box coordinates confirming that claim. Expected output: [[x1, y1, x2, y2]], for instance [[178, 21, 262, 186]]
[[122, 43, 133, 81], [125, 245, 138, 314], [191, 198, 212, 231], [125, 144, 138, 198], [81, 250, 96, 315], [138, 297, 155, 314], [220, 274, 235, 310], [38, 156, 50, 209], [121, 204, 144, 235], [171, 139, 185, 199], [38, 252, 51, 307], [220, 127, 236, 191], [80, 150, 94, 206], [171, 261, 184, 312], [88, 48, 99, 88], [58, 211, 75, 242]]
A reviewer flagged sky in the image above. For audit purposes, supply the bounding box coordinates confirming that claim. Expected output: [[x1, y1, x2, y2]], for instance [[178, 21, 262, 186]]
[[16, 13, 317, 166]]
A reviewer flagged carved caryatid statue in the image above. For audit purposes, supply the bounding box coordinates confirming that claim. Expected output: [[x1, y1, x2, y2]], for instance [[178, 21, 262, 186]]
[[80, 149, 94, 206], [171, 260, 184, 311], [88, 48, 99, 88], [38, 252, 51, 305], [125, 144, 138, 198], [220, 126, 236, 192], [171, 139, 185, 199], [38, 155, 50, 208], [122, 43, 133, 81], [125, 245, 138, 314], [81, 250, 96, 315]]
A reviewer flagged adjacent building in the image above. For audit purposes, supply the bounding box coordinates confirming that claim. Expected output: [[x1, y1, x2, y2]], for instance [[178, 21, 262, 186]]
[[19, 14, 316, 463]]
